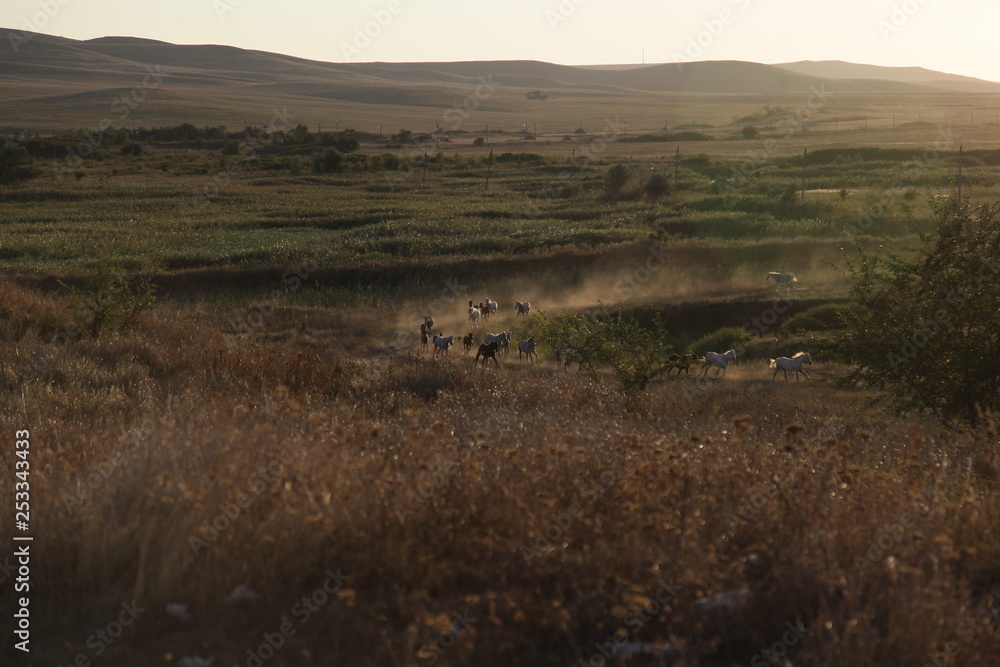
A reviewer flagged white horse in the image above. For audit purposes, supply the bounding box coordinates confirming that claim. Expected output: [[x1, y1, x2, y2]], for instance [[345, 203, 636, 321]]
[[700, 349, 737, 378], [432, 335, 454, 355], [770, 352, 812, 382], [468, 306, 481, 328], [515, 301, 531, 317], [518, 336, 538, 363], [486, 298, 498, 318], [767, 272, 797, 289]]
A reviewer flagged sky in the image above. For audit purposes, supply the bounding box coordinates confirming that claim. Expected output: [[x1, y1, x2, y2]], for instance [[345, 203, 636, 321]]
[[4, 0, 1000, 82]]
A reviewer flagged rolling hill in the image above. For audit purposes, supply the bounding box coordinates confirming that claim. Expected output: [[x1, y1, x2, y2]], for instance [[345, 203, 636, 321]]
[[3, 29, 999, 133]]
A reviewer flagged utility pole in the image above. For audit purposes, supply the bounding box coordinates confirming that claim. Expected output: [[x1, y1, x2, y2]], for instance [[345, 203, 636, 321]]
[[674, 145, 680, 190], [422, 152, 427, 186], [801, 147, 807, 203], [485, 149, 493, 191], [957, 144, 963, 204], [569, 149, 575, 183]]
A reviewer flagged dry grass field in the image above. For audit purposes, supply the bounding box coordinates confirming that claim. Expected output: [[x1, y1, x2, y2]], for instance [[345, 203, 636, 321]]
[[4, 33, 1000, 666], [2, 270, 1000, 666]]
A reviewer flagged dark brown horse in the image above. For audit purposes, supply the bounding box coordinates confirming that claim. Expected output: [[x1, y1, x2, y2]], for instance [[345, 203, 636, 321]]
[[475, 341, 500, 368]]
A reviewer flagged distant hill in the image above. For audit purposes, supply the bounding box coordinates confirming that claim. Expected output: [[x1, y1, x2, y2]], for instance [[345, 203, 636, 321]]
[[2, 30, 996, 132], [775, 60, 1000, 93]]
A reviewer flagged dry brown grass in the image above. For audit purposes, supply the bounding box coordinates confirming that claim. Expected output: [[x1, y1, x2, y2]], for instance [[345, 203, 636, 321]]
[[2, 278, 1000, 666]]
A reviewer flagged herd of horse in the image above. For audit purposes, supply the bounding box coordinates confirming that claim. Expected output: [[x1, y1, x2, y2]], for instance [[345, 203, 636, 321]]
[[414, 272, 812, 381]]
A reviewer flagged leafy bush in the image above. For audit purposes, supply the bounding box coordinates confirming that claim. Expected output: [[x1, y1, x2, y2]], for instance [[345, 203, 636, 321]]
[[332, 133, 360, 153], [780, 302, 858, 334], [687, 326, 755, 357], [539, 307, 675, 392], [0, 137, 33, 183], [840, 197, 1000, 423], [604, 164, 633, 193], [313, 147, 343, 173], [60, 263, 157, 339], [644, 171, 670, 197]]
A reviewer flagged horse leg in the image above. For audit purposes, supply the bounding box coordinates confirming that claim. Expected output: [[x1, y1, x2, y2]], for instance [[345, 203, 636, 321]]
[[772, 368, 779, 382], [800, 369, 810, 382]]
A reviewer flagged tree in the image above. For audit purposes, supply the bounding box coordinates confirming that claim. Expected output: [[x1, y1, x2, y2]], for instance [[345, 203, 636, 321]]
[[333, 132, 360, 153], [740, 126, 760, 139], [604, 164, 633, 193], [0, 137, 33, 183], [644, 171, 670, 197], [313, 147, 343, 173], [840, 197, 1000, 423], [539, 307, 675, 392], [60, 262, 157, 339]]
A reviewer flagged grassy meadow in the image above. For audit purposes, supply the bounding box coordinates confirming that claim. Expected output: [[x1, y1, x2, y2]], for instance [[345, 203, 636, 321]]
[[3, 117, 1000, 667]]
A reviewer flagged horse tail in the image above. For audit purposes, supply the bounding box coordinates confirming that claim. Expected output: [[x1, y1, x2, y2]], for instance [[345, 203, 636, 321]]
[[768, 358, 777, 368]]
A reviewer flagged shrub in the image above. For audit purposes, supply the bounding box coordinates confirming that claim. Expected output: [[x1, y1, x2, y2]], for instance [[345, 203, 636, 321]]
[[59, 262, 157, 339], [840, 197, 1000, 423], [780, 302, 858, 334], [687, 326, 755, 357], [313, 147, 343, 173], [644, 171, 670, 198], [333, 133, 360, 153], [222, 139, 243, 156], [0, 138, 33, 183], [538, 307, 675, 392], [604, 164, 633, 193]]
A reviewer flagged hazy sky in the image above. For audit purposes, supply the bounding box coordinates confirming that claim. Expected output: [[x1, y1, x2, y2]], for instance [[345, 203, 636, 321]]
[[4, 0, 1000, 81]]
